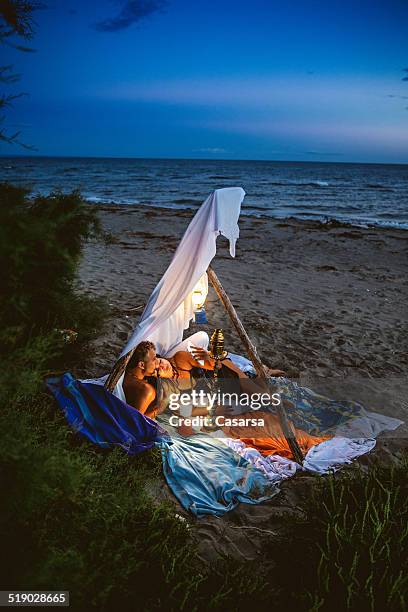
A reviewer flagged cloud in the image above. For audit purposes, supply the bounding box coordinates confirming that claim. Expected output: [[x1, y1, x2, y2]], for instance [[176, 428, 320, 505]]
[[192, 147, 227, 154], [387, 94, 408, 99], [97, 75, 402, 117], [305, 151, 343, 156], [197, 117, 408, 151], [94, 0, 167, 32]]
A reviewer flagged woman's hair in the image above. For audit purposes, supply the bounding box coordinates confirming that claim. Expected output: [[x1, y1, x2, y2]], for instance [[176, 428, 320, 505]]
[[126, 340, 156, 371]]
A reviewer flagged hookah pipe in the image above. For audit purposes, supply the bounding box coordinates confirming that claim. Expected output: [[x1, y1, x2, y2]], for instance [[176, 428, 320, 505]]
[[209, 327, 228, 377], [204, 328, 228, 430]]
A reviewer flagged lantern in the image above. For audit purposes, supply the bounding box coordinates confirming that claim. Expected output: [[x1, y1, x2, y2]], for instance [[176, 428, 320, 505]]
[[191, 275, 208, 324]]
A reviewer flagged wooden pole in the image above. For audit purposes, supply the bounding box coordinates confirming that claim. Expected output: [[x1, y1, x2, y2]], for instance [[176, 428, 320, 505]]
[[207, 265, 304, 464], [105, 351, 133, 392]]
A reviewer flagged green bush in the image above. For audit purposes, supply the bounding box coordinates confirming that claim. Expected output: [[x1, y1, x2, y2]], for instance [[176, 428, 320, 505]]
[[0, 183, 103, 351]]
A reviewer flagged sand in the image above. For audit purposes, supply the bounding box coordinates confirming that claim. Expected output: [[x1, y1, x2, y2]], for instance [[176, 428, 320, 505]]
[[76, 203, 408, 564]]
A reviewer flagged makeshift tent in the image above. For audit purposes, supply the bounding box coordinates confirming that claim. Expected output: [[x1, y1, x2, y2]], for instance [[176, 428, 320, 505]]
[[104, 187, 303, 462]]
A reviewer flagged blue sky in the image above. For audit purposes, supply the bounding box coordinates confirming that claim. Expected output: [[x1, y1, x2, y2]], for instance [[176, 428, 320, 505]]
[[1, 0, 407, 162]]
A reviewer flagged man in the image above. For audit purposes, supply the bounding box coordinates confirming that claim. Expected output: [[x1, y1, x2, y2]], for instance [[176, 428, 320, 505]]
[[122, 341, 161, 419]]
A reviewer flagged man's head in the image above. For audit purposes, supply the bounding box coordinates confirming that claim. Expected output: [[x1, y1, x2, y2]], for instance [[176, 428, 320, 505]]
[[126, 340, 158, 376]]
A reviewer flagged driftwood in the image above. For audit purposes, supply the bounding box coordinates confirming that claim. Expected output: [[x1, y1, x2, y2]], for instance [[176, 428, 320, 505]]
[[207, 266, 304, 464]]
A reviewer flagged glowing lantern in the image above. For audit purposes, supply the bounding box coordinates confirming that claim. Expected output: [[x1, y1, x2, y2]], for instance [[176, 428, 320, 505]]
[[192, 288, 205, 310], [191, 275, 208, 324]]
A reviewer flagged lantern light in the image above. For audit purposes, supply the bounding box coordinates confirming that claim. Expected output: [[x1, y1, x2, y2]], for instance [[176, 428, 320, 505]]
[[192, 289, 205, 310], [191, 278, 208, 324]]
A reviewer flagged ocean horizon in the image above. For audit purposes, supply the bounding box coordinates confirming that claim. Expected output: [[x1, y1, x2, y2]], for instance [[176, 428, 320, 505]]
[[1, 155, 407, 229]]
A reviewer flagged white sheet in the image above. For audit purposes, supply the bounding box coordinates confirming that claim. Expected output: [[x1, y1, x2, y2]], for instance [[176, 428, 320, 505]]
[[120, 187, 245, 358]]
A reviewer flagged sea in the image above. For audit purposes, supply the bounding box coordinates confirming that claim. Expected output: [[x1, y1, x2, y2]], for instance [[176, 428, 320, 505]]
[[1, 156, 407, 229]]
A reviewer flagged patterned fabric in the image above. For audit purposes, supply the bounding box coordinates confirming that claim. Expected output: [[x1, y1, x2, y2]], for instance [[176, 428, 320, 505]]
[[272, 377, 364, 435], [160, 434, 279, 517], [221, 412, 332, 460], [46, 373, 169, 454]]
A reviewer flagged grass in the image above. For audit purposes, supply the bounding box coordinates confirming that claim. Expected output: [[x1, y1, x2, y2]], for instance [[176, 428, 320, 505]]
[[0, 392, 273, 611], [264, 458, 408, 612]]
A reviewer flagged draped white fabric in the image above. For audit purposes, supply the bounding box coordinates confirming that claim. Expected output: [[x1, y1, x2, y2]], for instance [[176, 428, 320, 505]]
[[120, 187, 245, 358]]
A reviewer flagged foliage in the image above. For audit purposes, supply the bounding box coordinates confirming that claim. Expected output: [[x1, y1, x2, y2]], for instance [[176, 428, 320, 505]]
[[0, 183, 104, 353], [308, 461, 408, 611], [0, 0, 42, 148]]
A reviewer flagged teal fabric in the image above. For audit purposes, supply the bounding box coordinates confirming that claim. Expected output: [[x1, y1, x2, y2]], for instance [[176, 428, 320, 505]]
[[271, 377, 364, 435], [160, 434, 279, 517]]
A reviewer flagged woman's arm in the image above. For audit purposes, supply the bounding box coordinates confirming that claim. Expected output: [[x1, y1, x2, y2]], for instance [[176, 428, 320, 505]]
[[189, 346, 216, 370], [219, 358, 249, 378]]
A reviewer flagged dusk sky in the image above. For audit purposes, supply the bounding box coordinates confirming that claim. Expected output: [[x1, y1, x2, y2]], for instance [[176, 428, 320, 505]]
[[1, 0, 408, 163]]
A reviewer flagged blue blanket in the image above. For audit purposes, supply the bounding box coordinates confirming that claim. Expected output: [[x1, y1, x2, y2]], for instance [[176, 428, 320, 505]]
[[46, 373, 168, 454], [160, 435, 279, 517]]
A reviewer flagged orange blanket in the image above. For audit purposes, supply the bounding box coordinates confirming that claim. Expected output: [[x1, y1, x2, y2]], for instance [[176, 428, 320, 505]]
[[222, 412, 332, 460]]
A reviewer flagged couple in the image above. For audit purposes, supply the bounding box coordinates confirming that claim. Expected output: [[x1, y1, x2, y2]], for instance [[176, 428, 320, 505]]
[[122, 332, 285, 423]]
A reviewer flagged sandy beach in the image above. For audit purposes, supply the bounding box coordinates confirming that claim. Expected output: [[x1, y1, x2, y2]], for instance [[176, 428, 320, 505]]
[[76, 203, 408, 564]]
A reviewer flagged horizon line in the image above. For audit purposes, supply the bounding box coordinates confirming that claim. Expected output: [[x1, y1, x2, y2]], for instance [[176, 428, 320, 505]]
[[0, 153, 407, 166]]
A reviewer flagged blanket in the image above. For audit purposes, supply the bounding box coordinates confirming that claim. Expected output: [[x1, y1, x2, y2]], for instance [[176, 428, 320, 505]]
[[160, 434, 279, 517], [46, 373, 168, 454]]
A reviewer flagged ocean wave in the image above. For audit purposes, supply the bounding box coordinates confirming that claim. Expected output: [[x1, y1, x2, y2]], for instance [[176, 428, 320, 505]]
[[364, 183, 394, 192], [85, 195, 140, 205], [268, 180, 329, 187], [79, 196, 408, 230], [86, 196, 114, 203], [365, 183, 389, 189], [240, 208, 408, 230], [173, 198, 202, 205]]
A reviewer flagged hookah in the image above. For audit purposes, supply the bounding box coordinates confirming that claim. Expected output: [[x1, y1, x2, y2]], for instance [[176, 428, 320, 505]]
[[202, 328, 228, 431]]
